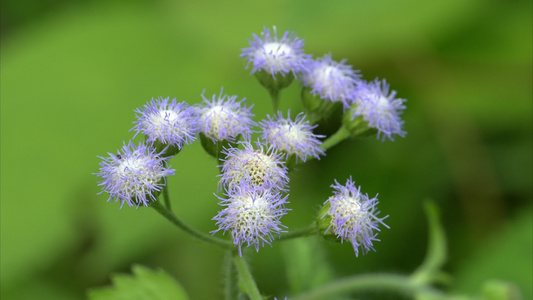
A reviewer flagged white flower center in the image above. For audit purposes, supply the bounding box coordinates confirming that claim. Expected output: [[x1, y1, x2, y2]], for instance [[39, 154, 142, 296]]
[[263, 42, 292, 56], [226, 151, 278, 188], [202, 106, 235, 139], [114, 157, 162, 198], [256, 42, 293, 73], [268, 124, 302, 154], [159, 109, 179, 122], [233, 194, 271, 237], [330, 196, 371, 240]]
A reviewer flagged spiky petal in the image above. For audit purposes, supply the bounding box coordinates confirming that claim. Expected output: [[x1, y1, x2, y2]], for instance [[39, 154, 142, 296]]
[[323, 177, 389, 256], [95, 141, 175, 208]]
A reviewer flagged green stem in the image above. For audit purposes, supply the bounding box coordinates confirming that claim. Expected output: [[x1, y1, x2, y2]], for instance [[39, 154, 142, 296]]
[[277, 223, 318, 242], [223, 249, 238, 300], [150, 200, 232, 249], [411, 201, 449, 285], [292, 273, 447, 300], [269, 88, 280, 112], [233, 255, 262, 300], [162, 183, 171, 210], [320, 125, 351, 150]]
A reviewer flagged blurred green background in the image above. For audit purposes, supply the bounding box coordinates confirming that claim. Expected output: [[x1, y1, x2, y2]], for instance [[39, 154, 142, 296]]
[[1, 0, 532, 299]]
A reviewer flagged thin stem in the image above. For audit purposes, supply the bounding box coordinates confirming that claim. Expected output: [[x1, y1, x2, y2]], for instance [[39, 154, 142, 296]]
[[223, 249, 238, 300], [277, 223, 318, 242], [411, 201, 449, 285], [320, 125, 351, 150], [233, 255, 262, 300], [162, 183, 171, 210], [150, 200, 232, 249], [269, 88, 280, 112], [292, 273, 447, 300]]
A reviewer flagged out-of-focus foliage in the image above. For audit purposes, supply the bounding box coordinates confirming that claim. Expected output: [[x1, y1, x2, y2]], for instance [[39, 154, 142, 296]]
[[1, 0, 531, 299], [87, 265, 188, 300]]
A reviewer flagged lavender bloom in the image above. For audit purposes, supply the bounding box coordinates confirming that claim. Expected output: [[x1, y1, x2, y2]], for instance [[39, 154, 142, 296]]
[[95, 141, 175, 208], [260, 111, 325, 162], [196, 88, 255, 142], [302, 54, 361, 108], [241, 26, 309, 77], [219, 140, 289, 192], [212, 187, 289, 256], [132, 97, 199, 149], [351, 79, 407, 141], [323, 178, 389, 256]]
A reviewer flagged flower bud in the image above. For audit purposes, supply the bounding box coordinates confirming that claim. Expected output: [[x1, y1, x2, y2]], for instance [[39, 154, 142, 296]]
[[342, 103, 378, 138], [255, 70, 294, 92], [301, 87, 341, 123], [317, 202, 343, 243]]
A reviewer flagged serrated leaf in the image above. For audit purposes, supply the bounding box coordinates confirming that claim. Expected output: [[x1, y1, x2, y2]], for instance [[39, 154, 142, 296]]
[[87, 265, 189, 300]]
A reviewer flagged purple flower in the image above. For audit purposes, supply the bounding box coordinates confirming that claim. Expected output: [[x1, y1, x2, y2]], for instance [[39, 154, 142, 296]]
[[196, 88, 255, 142], [95, 141, 175, 208], [212, 187, 289, 256], [351, 79, 407, 141], [302, 53, 361, 108], [322, 177, 389, 256], [219, 140, 289, 192], [132, 97, 199, 149], [260, 111, 325, 162], [241, 26, 310, 77]]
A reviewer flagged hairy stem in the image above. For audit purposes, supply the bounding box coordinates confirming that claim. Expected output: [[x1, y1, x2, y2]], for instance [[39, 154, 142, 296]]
[[277, 223, 318, 242], [233, 255, 262, 300], [150, 200, 232, 249]]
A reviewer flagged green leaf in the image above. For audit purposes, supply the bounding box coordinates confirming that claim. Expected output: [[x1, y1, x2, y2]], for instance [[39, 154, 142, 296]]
[[87, 265, 188, 300], [282, 236, 333, 295], [452, 208, 533, 300]]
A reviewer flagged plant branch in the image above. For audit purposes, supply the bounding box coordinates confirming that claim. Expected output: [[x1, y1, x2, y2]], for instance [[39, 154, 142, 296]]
[[150, 200, 232, 249], [292, 273, 447, 300], [233, 254, 262, 300]]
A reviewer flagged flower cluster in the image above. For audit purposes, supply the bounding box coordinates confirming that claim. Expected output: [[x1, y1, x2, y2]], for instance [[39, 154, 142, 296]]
[[351, 79, 407, 141], [321, 178, 389, 256], [132, 97, 199, 149], [260, 111, 325, 162], [241, 26, 309, 78], [95, 141, 175, 208], [301, 53, 361, 108], [214, 140, 291, 254], [242, 26, 407, 141], [196, 88, 255, 143], [95, 26, 400, 260], [212, 187, 289, 256]]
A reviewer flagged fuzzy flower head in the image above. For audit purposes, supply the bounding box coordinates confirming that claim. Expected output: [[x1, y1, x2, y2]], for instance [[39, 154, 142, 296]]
[[132, 97, 199, 149], [95, 141, 175, 208], [220, 140, 289, 192], [196, 88, 255, 142], [302, 54, 361, 107], [241, 26, 309, 77], [322, 177, 389, 256], [260, 111, 325, 162], [212, 187, 289, 256], [351, 79, 407, 141]]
